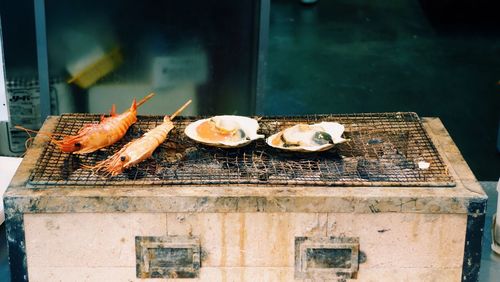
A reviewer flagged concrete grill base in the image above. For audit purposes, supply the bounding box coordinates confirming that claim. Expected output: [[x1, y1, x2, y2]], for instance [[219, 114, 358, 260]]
[[4, 117, 487, 282], [24, 212, 465, 281]]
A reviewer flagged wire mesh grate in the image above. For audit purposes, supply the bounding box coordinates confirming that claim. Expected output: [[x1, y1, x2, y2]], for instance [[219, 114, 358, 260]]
[[28, 112, 455, 187]]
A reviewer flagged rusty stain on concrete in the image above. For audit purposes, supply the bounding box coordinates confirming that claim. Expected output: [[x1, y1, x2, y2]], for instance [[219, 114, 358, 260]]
[[220, 213, 227, 267], [239, 213, 246, 267]]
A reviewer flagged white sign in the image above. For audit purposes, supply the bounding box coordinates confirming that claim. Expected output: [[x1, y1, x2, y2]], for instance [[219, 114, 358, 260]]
[[152, 49, 208, 90]]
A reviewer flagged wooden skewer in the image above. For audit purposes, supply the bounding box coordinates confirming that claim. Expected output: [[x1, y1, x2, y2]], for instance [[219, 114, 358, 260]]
[[170, 99, 192, 120], [136, 92, 156, 108]]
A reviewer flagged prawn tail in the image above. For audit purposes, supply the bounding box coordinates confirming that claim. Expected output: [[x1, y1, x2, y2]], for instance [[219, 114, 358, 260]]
[[130, 98, 137, 111], [163, 117, 175, 134], [110, 104, 116, 116]]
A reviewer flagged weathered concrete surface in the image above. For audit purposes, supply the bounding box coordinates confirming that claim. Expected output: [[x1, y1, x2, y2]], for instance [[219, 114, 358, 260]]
[[167, 213, 326, 267], [3, 118, 487, 215], [27, 266, 462, 282], [3, 117, 487, 282], [328, 213, 466, 268], [22, 212, 465, 281], [24, 213, 166, 268]]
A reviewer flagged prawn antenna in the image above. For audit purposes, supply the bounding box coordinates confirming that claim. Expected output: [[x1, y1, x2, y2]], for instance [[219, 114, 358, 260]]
[[14, 125, 66, 138]]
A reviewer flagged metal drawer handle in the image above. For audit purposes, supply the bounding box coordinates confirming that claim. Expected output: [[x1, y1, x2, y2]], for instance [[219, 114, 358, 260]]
[[135, 236, 201, 279], [295, 236, 361, 280]]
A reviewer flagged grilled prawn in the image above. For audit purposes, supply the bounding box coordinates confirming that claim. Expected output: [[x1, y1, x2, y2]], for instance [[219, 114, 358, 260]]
[[89, 100, 191, 176], [17, 93, 155, 154]]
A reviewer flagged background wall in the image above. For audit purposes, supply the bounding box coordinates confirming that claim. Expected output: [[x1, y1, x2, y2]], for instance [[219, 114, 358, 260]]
[[262, 0, 500, 180]]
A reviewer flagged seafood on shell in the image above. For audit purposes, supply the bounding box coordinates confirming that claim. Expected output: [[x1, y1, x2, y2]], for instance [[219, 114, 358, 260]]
[[185, 115, 264, 148], [266, 122, 347, 152]]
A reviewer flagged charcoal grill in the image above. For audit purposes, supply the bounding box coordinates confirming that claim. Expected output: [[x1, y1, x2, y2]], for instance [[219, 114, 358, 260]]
[[29, 112, 453, 187], [4, 113, 486, 282]]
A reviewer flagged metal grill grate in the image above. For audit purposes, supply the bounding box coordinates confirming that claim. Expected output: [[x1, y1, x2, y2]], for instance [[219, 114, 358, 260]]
[[28, 112, 455, 187]]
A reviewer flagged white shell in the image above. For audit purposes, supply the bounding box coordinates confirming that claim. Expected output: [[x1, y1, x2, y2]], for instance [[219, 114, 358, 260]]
[[266, 122, 347, 152], [185, 115, 265, 148]]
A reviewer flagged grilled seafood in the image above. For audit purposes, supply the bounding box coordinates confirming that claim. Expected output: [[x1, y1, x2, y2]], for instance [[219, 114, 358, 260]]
[[184, 115, 264, 148], [88, 100, 191, 176], [17, 93, 155, 154], [266, 122, 347, 152]]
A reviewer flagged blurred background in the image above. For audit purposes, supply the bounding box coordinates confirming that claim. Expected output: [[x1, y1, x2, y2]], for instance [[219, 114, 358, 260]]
[[263, 0, 500, 180], [0, 0, 499, 180]]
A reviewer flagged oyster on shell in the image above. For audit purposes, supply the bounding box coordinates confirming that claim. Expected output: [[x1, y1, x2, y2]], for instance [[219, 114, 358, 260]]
[[266, 122, 347, 152], [185, 115, 264, 148]]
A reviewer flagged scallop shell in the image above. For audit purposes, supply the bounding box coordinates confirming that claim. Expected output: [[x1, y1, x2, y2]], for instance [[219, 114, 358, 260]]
[[185, 115, 265, 148], [266, 122, 347, 152]]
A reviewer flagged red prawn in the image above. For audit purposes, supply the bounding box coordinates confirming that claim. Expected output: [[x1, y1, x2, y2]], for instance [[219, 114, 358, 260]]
[[89, 100, 191, 176], [17, 93, 155, 154]]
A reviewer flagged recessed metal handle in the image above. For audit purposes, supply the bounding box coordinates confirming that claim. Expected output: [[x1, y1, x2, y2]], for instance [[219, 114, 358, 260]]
[[295, 236, 360, 280], [135, 236, 200, 279]]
